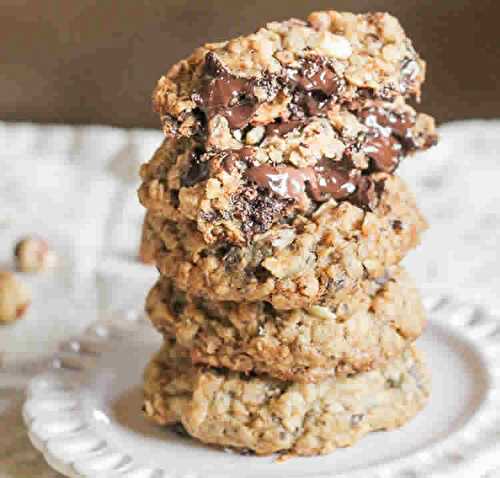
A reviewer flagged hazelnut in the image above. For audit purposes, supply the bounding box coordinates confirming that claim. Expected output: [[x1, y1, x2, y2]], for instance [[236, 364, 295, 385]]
[[0, 272, 31, 323], [14, 237, 56, 272]]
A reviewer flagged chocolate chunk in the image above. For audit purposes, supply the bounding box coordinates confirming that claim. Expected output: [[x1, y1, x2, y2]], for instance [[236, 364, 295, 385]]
[[360, 106, 417, 173], [204, 51, 226, 77], [246, 159, 359, 208], [363, 135, 401, 173], [299, 90, 331, 116], [287, 57, 346, 117], [308, 158, 359, 202], [263, 301, 277, 317], [265, 120, 302, 137], [392, 219, 403, 232], [220, 147, 254, 173], [246, 165, 312, 208], [293, 57, 343, 96], [193, 52, 258, 130], [181, 149, 209, 187], [254, 265, 271, 282], [350, 176, 384, 211], [233, 147, 255, 162]]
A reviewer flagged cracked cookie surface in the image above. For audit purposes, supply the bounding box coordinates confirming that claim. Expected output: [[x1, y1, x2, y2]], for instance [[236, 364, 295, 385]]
[[143, 341, 429, 456]]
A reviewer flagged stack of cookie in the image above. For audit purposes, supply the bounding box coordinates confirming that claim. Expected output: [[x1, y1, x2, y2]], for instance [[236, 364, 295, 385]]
[[139, 10, 437, 457]]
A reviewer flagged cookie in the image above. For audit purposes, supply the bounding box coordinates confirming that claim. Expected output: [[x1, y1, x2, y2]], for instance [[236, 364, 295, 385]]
[[139, 100, 436, 245], [153, 11, 430, 147], [143, 341, 429, 456], [143, 173, 426, 310], [146, 267, 425, 382]]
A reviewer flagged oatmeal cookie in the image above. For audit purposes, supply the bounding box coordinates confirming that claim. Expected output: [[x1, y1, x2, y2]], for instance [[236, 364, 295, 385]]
[[139, 100, 436, 244], [143, 341, 429, 456], [146, 267, 425, 382], [144, 173, 426, 309], [153, 11, 430, 147]]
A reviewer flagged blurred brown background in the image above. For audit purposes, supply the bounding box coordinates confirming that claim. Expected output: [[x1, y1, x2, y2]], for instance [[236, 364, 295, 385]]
[[2, 0, 499, 128]]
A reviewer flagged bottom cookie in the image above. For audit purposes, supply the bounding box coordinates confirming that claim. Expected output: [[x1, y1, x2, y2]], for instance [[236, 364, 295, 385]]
[[143, 340, 430, 457]]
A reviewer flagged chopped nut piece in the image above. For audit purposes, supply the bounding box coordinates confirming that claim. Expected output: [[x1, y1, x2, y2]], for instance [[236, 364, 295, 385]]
[[14, 237, 56, 273], [0, 271, 31, 323]]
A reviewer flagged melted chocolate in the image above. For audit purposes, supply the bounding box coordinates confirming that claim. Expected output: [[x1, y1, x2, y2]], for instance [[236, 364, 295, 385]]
[[287, 57, 346, 117], [193, 52, 258, 130], [360, 106, 416, 173], [308, 158, 359, 201], [247, 165, 313, 208], [246, 159, 361, 208], [292, 59, 341, 96], [233, 147, 255, 162], [351, 176, 383, 211], [181, 149, 209, 187], [222, 147, 255, 173], [363, 135, 402, 173], [194, 53, 361, 134], [265, 120, 302, 137]]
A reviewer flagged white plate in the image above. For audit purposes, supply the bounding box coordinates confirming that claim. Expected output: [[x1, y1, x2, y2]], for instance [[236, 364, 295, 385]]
[[23, 294, 500, 478]]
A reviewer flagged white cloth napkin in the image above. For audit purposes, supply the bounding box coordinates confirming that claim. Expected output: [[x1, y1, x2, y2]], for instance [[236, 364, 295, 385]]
[[0, 120, 499, 477]]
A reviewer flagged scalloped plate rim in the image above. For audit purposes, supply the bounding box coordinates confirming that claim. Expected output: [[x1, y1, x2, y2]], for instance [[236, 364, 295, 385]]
[[22, 291, 500, 478]]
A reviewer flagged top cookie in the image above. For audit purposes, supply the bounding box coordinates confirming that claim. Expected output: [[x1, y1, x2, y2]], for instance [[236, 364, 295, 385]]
[[154, 11, 428, 145]]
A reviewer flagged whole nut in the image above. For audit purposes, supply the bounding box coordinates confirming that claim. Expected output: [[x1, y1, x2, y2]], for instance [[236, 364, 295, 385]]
[[0, 271, 31, 323], [14, 237, 56, 272]]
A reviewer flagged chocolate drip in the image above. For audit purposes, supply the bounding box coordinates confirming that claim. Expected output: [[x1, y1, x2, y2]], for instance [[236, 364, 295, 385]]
[[360, 106, 416, 173], [193, 52, 258, 130]]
